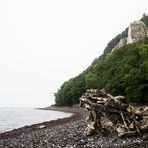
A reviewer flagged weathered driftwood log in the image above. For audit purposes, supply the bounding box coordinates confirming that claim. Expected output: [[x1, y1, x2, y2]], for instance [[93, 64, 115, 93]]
[[79, 89, 148, 138]]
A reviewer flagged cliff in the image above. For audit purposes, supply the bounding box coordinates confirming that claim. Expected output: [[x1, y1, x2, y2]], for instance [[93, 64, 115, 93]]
[[55, 14, 148, 106], [127, 21, 148, 43], [112, 20, 148, 52], [104, 13, 148, 54]]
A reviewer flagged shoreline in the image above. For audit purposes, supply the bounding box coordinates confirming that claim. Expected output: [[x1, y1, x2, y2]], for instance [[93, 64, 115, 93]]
[[0, 107, 148, 147], [0, 106, 87, 140]]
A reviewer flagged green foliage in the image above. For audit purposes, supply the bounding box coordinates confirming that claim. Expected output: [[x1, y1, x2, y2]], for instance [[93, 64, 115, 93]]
[[54, 14, 148, 106], [55, 73, 86, 106], [104, 28, 128, 54], [103, 13, 148, 55], [141, 13, 148, 27], [96, 38, 148, 103], [55, 38, 148, 106]]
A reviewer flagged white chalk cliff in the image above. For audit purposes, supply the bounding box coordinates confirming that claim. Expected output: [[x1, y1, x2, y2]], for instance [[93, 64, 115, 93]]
[[127, 21, 147, 43], [112, 20, 148, 52]]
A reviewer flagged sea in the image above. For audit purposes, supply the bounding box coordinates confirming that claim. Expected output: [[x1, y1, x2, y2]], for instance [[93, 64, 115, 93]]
[[0, 108, 72, 133]]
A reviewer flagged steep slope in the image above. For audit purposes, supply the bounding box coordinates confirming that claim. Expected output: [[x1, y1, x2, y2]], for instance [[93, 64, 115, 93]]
[[54, 14, 148, 106]]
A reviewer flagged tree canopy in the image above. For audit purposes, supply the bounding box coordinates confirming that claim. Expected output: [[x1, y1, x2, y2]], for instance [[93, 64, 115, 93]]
[[55, 38, 148, 106]]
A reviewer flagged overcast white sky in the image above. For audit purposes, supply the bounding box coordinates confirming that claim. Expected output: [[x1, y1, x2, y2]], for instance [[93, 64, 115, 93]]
[[0, 0, 147, 107]]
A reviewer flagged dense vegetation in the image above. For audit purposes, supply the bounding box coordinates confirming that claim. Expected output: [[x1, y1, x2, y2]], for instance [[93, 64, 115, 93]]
[[55, 73, 86, 106], [141, 13, 148, 27], [103, 28, 128, 55], [55, 38, 148, 106], [54, 15, 148, 106]]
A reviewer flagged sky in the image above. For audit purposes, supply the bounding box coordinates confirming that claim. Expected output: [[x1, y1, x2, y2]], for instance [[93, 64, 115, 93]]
[[0, 0, 147, 107]]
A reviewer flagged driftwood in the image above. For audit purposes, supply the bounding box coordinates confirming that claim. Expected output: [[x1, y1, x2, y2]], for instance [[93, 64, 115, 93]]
[[79, 89, 148, 138]]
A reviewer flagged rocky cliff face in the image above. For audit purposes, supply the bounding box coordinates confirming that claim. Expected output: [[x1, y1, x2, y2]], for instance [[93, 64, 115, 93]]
[[112, 38, 127, 52], [112, 20, 148, 52], [127, 21, 147, 43]]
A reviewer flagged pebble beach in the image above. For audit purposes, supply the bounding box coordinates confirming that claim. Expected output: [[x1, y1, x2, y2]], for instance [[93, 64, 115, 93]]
[[0, 107, 148, 148]]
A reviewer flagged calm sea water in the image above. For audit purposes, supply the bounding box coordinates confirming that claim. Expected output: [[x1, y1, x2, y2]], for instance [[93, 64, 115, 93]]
[[0, 108, 72, 133]]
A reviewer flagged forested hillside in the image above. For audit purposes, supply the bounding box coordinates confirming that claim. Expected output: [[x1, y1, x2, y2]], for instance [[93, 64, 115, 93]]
[[54, 15, 148, 106]]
